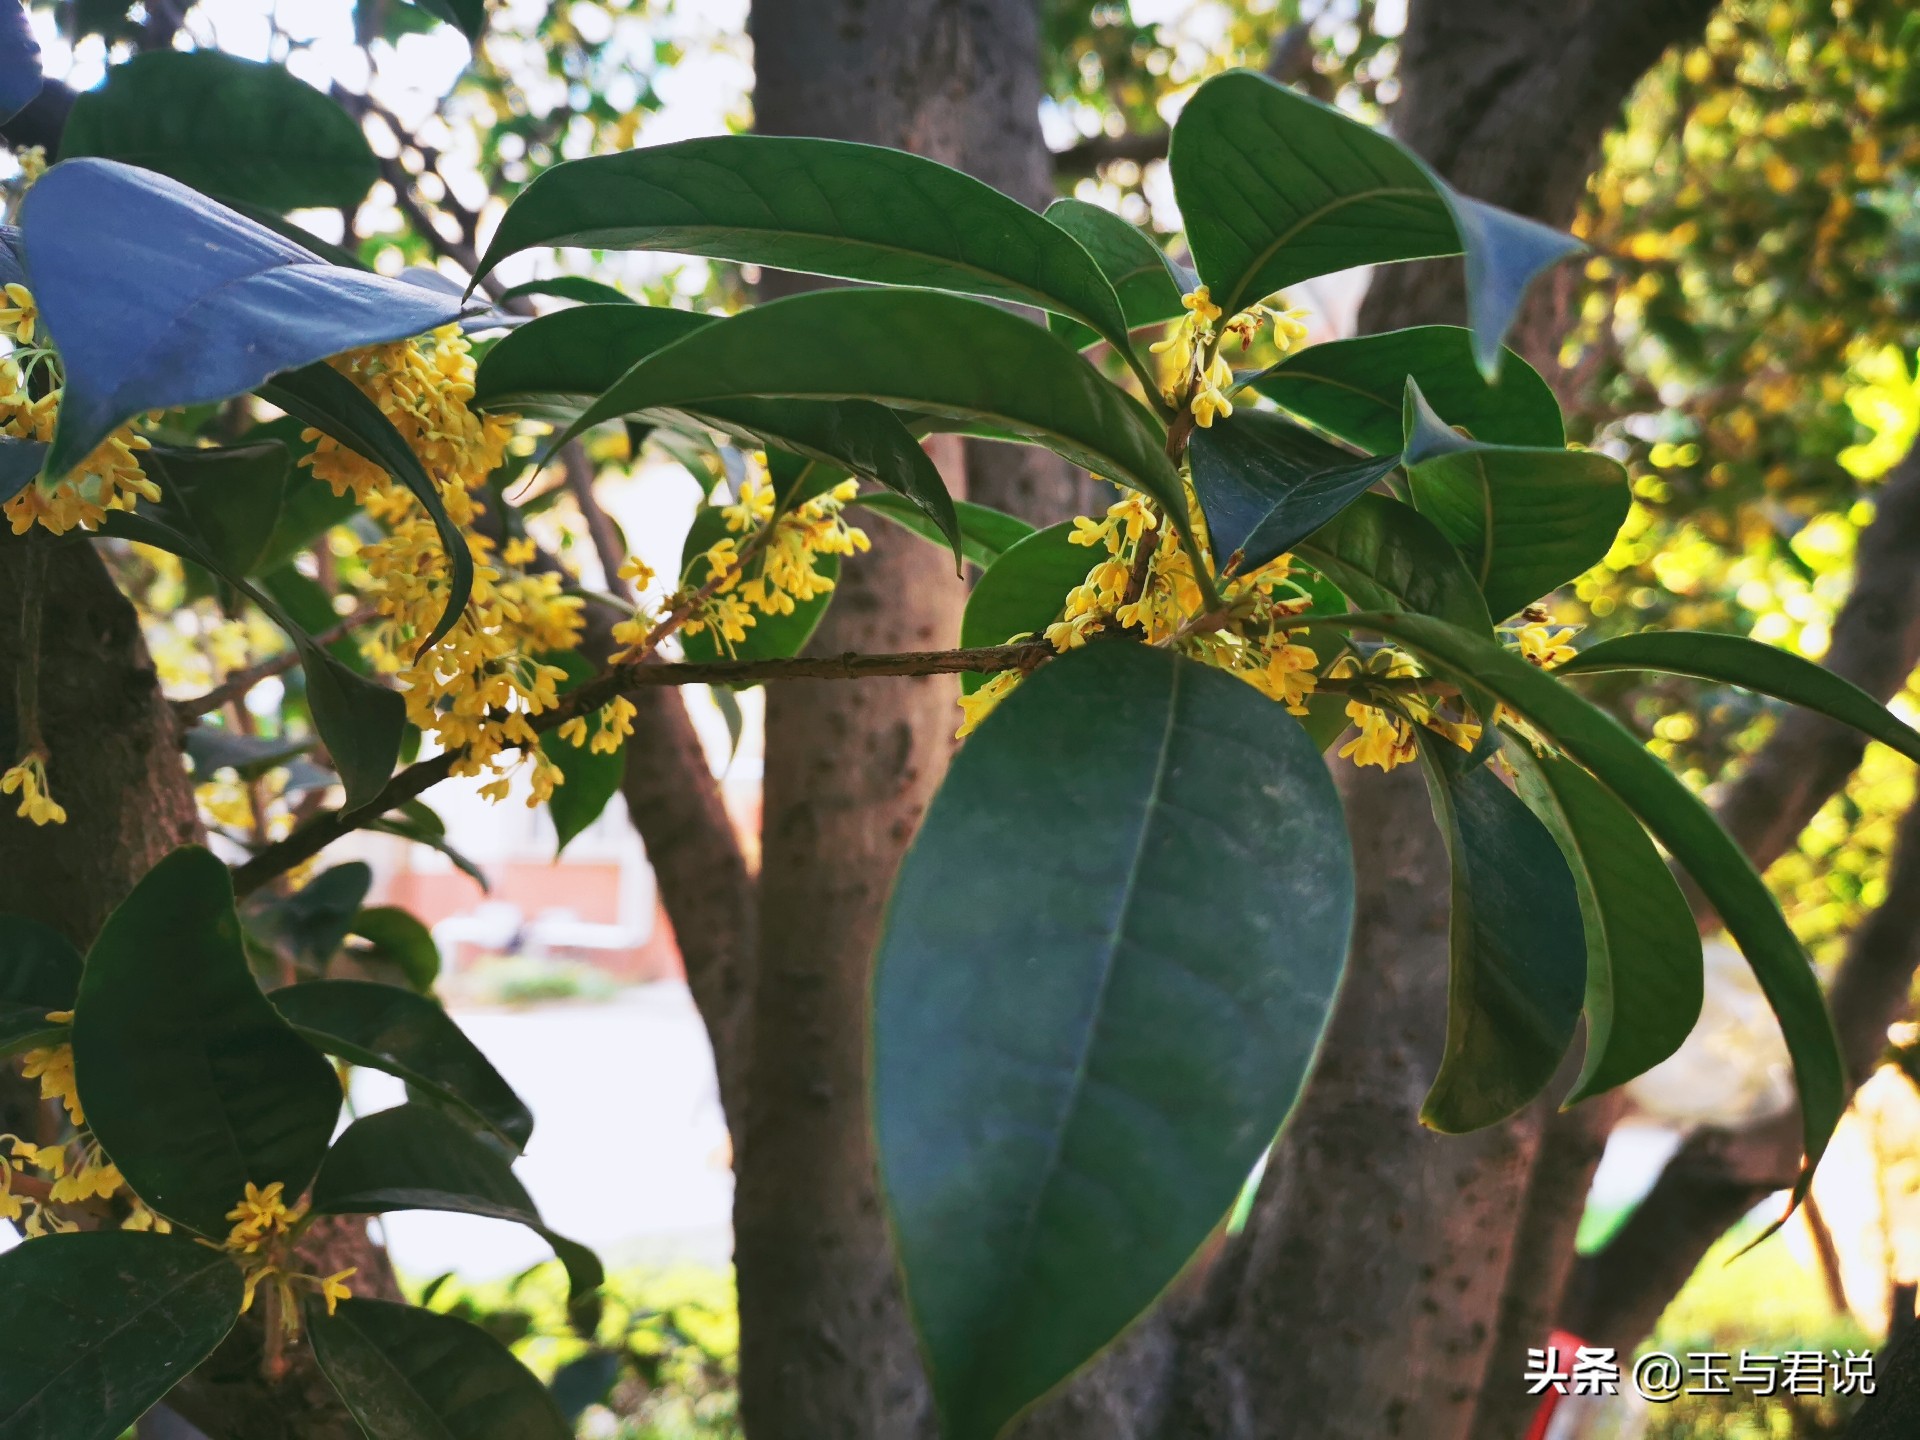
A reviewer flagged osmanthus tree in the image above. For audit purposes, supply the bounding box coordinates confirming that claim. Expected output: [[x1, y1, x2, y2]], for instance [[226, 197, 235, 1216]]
[[1, 16, 1916, 1440]]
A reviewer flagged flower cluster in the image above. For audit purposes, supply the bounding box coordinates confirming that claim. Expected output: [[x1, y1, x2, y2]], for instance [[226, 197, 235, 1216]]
[[2, 752, 64, 826], [303, 327, 586, 805], [222, 1180, 355, 1321], [609, 461, 870, 661], [3, 1016, 149, 1236], [1152, 285, 1310, 430]]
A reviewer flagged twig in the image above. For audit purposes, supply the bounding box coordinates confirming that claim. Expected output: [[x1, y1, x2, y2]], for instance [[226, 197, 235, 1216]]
[[172, 606, 380, 721], [230, 640, 1055, 896], [561, 443, 632, 599]]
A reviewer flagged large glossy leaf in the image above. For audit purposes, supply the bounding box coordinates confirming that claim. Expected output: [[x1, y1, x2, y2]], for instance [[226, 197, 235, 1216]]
[[1250, 326, 1564, 453], [62, 51, 378, 212], [145, 442, 290, 577], [0, 436, 44, 504], [1506, 743, 1703, 1103], [1555, 631, 1920, 766], [853, 492, 1035, 570], [956, 521, 1090, 693], [472, 135, 1133, 354], [20, 159, 464, 476], [312, 1104, 601, 1303], [0, 914, 80, 1058], [1293, 492, 1493, 637], [1043, 198, 1185, 352], [875, 643, 1353, 1440], [71, 847, 342, 1236], [348, 907, 443, 994], [248, 862, 373, 974], [1299, 610, 1845, 1200], [259, 362, 473, 649], [100, 510, 404, 810], [1416, 739, 1585, 1132], [0, 1, 40, 124], [1402, 381, 1629, 621], [308, 1298, 572, 1440], [1186, 409, 1399, 573], [539, 732, 624, 858], [1169, 71, 1582, 371], [0, 1232, 243, 1440], [539, 289, 1184, 524]]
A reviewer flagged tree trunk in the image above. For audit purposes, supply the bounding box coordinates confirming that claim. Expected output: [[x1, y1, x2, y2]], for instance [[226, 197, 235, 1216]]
[[735, 4, 1065, 1435]]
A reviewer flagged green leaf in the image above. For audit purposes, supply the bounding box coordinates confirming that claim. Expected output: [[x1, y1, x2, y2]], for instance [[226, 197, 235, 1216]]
[[0, 2, 40, 127], [1505, 742, 1703, 1104], [474, 302, 961, 562], [539, 732, 625, 857], [20, 160, 463, 476], [260, 362, 473, 650], [472, 135, 1133, 354], [0, 914, 80, 1058], [875, 643, 1353, 1440], [248, 862, 373, 974], [255, 463, 361, 579], [675, 504, 840, 666], [272, 980, 530, 1150], [498, 275, 635, 307], [410, 0, 490, 41], [537, 289, 1181, 526], [853, 492, 1035, 570], [349, 905, 444, 994], [1042, 198, 1185, 352], [1416, 738, 1586, 1132], [956, 521, 1091, 693], [184, 726, 315, 783], [1554, 631, 1920, 766], [1169, 71, 1582, 371], [71, 847, 343, 1236], [1249, 325, 1565, 453], [313, 1105, 600, 1302], [308, 1298, 572, 1440], [366, 802, 490, 893], [1298, 610, 1845, 1200], [144, 442, 291, 577], [97, 510, 404, 810], [1293, 492, 1492, 636], [0, 436, 44, 504], [0, 1232, 243, 1440], [1401, 380, 1629, 621], [62, 51, 378, 212], [1186, 409, 1399, 572]]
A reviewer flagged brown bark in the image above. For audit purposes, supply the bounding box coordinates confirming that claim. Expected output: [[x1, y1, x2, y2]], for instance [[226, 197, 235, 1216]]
[[0, 534, 392, 1438]]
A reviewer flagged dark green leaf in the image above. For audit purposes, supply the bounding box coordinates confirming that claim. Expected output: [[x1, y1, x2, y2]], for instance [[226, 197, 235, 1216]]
[[0, 437, 44, 504], [538, 289, 1180, 526], [956, 521, 1091, 693], [272, 981, 528, 1149], [1299, 610, 1845, 1201], [71, 847, 343, 1235], [1187, 409, 1399, 572], [875, 644, 1353, 1440], [1169, 71, 1582, 371], [0, 914, 80, 1058], [1293, 492, 1493, 637], [313, 1105, 599, 1302], [498, 276, 635, 307], [98, 510, 403, 810], [853, 492, 1035, 570], [0, 1232, 242, 1440], [185, 726, 315, 782], [548, 1351, 622, 1424], [1506, 743, 1703, 1103], [0, 1, 41, 125], [348, 907, 443, 994], [146, 442, 291, 577], [1555, 631, 1920, 766], [62, 51, 378, 212], [260, 362, 473, 650], [1042, 198, 1184, 351], [473, 135, 1133, 353], [20, 159, 463, 477], [540, 732, 625, 857], [366, 804, 490, 893], [248, 862, 373, 978], [254, 468, 360, 579], [309, 1298, 571, 1440], [1416, 738, 1585, 1132], [1250, 325, 1564, 453], [1402, 380, 1629, 621], [410, 0, 489, 40]]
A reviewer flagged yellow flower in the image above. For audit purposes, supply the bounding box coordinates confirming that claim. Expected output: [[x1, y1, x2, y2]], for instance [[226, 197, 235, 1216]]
[[1511, 622, 1579, 668], [224, 1179, 306, 1252], [20, 1041, 82, 1125], [2, 753, 65, 826], [501, 536, 538, 567], [1190, 354, 1236, 429], [956, 669, 1022, 739], [1338, 702, 1419, 772], [0, 282, 37, 344], [617, 555, 656, 590], [317, 1267, 357, 1316]]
